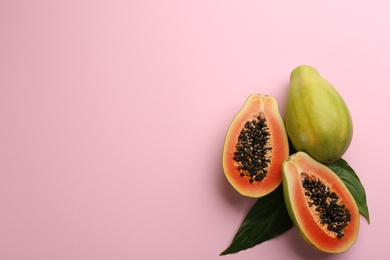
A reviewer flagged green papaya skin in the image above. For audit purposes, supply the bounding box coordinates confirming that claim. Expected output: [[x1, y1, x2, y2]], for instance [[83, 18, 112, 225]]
[[285, 65, 353, 163]]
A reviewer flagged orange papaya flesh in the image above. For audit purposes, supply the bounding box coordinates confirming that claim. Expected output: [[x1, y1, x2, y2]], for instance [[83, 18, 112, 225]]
[[222, 94, 289, 198], [283, 152, 359, 253]]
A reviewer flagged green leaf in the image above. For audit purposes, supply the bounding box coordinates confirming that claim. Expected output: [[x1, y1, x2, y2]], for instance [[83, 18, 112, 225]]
[[325, 158, 370, 223], [220, 185, 293, 255]]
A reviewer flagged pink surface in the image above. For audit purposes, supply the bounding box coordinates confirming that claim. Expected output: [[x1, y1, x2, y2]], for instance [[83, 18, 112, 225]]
[[1, 1, 389, 259]]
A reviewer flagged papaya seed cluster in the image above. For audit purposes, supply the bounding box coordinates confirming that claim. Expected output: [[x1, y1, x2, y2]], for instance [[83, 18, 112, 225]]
[[233, 115, 272, 183], [302, 176, 351, 238]]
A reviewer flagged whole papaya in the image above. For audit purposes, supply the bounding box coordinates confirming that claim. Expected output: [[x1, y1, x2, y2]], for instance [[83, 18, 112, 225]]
[[285, 65, 353, 163]]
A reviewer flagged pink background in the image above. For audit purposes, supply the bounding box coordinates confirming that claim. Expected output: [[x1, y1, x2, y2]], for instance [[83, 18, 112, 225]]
[[1, 1, 389, 259]]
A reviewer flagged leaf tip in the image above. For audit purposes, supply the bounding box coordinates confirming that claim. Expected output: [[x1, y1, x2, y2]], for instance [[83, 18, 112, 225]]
[[219, 248, 231, 256]]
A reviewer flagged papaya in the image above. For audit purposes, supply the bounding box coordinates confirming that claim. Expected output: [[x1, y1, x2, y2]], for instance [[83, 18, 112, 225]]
[[222, 94, 289, 198], [282, 151, 359, 253], [285, 65, 353, 163]]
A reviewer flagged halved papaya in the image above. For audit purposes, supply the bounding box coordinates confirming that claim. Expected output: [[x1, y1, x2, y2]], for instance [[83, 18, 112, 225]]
[[282, 151, 360, 253], [222, 94, 289, 198]]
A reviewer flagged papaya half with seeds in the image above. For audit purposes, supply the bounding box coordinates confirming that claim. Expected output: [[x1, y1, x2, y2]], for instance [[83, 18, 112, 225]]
[[222, 94, 289, 198], [283, 151, 359, 253], [285, 65, 353, 163]]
